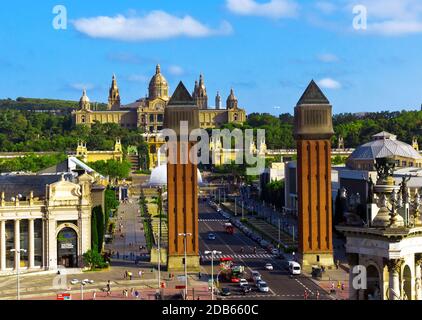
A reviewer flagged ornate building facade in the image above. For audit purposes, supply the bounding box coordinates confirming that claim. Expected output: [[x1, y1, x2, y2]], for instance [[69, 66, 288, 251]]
[[0, 173, 101, 274], [72, 65, 247, 132]]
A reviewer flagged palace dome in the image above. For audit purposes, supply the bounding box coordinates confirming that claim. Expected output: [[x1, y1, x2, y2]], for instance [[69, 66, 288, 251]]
[[347, 131, 422, 170], [148, 165, 203, 186], [148, 65, 169, 100]]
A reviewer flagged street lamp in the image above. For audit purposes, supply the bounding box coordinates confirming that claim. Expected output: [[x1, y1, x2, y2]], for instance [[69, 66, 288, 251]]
[[178, 233, 192, 300], [10, 248, 26, 300], [71, 279, 94, 300], [204, 250, 222, 300], [157, 187, 163, 292]]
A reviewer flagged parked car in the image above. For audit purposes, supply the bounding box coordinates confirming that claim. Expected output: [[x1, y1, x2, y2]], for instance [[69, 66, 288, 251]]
[[265, 263, 274, 271], [231, 277, 241, 283], [220, 287, 231, 296]]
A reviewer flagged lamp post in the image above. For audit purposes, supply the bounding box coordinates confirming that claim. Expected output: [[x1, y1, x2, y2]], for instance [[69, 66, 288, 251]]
[[157, 187, 163, 291], [10, 248, 26, 300], [178, 232, 192, 300], [73, 279, 94, 300], [204, 250, 222, 300]]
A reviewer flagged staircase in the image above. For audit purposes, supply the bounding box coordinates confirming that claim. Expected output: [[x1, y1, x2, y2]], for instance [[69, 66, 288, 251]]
[[127, 155, 140, 171], [152, 220, 168, 247]]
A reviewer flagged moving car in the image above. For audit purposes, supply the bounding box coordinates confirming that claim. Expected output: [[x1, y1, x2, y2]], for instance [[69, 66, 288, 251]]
[[208, 233, 216, 240], [271, 248, 280, 255], [239, 279, 249, 287], [257, 281, 269, 292], [220, 287, 231, 296], [289, 261, 302, 275], [231, 276, 241, 283], [265, 263, 274, 271]]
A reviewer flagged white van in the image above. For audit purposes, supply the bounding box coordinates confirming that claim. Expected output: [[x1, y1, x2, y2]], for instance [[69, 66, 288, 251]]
[[289, 261, 301, 275]]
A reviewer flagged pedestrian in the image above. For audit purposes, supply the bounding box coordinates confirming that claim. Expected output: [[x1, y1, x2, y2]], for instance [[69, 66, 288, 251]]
[[131, 288, 135, 296], [135, 290, 140, 299], [336, 260, 340, 270], [304, 290, 309, 300], [198, 272, 202, 279], [92, 290, 96, 300], [117, 251, 120, 259], [337, 281, 341, 289], [316, 291, 320, 300], [128, 272, 133, 280], [106, 281, 111, 296], [124, 270, 128, 279], [341, 283, 345, 291], [139, 270, 143, 278]]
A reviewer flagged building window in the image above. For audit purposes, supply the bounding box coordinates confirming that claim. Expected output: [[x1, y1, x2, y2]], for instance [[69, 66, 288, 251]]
[[402, 161, 407, 167], [20, 220, 29, 268], [34, 219, 43, 267], [150, 115, 155, 123], [157, 114, 163, 122], [5, 221, 14, 268]]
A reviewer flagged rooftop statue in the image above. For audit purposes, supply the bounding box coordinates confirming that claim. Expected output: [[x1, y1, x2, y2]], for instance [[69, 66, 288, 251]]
[[374, 157, 396, 185]]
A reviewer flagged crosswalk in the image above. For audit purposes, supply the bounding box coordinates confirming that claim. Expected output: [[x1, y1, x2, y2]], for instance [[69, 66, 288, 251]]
[[200, 253, 276, 261]]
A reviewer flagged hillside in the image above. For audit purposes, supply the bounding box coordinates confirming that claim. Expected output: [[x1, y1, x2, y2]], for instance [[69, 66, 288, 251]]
[[0, 97, 108, 112]]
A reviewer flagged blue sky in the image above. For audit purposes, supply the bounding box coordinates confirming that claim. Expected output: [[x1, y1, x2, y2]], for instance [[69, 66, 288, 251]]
[[1, 0, 422, 115]]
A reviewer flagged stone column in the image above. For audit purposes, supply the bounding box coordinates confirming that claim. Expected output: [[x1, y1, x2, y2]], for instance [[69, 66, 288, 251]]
[[14, 219, 20, 270], [0, 220, 6, 271], [347, 253, 359, 300], [415, 255, 422, 300], [28, 219, 35, 269], [388, 259, 403, 300]]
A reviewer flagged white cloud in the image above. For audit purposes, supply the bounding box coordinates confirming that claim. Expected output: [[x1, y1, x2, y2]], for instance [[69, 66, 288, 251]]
[[72, 11, 233, 42], [68, 83, 96, 91], [315, 1, 337, 14], [167, 65, 185, 76], [349, 0, 422, 36], [226, 0, 298, 19], [127, 74, 149, 83], [317, 78, 342, 89], [317, 53, 339, 63]]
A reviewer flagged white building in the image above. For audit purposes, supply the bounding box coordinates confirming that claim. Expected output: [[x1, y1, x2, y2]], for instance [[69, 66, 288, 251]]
[[0, 173, 95, 274]]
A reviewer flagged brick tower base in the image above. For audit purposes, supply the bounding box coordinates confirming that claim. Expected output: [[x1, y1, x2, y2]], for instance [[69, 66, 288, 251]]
[[298, 252, 334, 271], [167, 255, 200, 272]]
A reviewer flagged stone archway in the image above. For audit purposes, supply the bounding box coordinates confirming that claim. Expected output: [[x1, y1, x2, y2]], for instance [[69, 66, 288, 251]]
[[365, 264, 381, 300], [403, 265, 412, 300], [57, 227, 78, 268]]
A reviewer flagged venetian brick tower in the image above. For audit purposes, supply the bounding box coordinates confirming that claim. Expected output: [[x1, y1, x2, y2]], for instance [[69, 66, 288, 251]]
[[294, 80, 335, 268], [164, 81, 200, 272]]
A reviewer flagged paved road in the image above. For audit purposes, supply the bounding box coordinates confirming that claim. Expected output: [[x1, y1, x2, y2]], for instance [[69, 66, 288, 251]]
[[198, 202, 331, 300]]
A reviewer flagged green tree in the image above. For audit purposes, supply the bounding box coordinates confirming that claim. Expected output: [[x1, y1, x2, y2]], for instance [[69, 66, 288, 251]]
[[93, 206, 105, 253], [91, 209, 98, 253]]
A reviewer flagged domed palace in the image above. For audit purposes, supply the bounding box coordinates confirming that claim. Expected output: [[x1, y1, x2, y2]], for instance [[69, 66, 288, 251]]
[[72, 64, 247, 133], [347, 131, 422, 170]]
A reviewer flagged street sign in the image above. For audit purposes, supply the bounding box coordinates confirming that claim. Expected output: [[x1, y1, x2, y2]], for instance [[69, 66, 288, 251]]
[[57, 293, 72, 300]]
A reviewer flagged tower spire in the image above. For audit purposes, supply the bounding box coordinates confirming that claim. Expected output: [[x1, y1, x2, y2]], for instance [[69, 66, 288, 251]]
[[108, 74, 121, 110]]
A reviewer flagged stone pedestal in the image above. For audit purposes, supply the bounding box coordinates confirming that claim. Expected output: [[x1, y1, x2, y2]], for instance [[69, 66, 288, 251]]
[[150, 247, 168, 265], [167, 255, 200, 273], [298, 252, 334, 270]]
